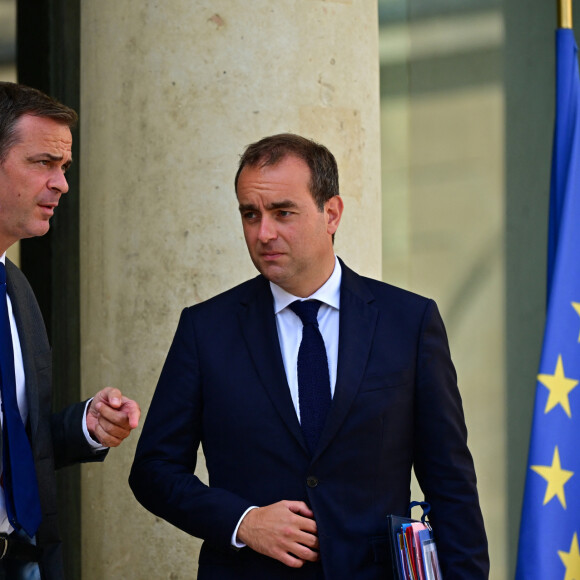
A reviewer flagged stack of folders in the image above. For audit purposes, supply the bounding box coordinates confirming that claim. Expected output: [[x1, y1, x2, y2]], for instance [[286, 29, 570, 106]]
[[386, 503, 443, 580]]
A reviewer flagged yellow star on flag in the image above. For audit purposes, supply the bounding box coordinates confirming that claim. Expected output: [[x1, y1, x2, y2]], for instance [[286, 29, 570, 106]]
[[573, 302, 580, 342], [558, 532, 580, 580], [530, 446, 574, 508], [537, 355, 578, 417]]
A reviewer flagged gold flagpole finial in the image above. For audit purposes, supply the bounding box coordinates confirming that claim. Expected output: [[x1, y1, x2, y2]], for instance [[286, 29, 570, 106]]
[[559, 0, 573, 28]]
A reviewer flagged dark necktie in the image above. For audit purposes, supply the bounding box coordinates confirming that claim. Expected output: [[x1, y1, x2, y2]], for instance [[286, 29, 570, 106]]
[[289, 300, 331, 454], [0, 263, 41, 537]]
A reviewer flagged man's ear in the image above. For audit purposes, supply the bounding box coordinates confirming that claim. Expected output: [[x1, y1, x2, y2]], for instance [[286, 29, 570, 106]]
[[326, 195, 344, 236]]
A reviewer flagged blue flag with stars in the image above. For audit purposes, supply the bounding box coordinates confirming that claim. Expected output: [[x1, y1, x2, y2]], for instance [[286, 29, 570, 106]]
[[516, 28, 580, 579]]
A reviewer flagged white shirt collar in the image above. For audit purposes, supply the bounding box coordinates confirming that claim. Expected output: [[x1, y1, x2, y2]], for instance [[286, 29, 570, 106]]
[[270, 256, 342, 314]]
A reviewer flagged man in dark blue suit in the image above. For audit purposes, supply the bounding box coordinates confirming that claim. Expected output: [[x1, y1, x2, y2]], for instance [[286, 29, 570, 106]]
[[130, 133, 489, 579]]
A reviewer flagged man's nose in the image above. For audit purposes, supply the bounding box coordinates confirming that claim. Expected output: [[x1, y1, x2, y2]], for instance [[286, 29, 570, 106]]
[[258, 216, 277, 243], [48, 170, 69, 194]]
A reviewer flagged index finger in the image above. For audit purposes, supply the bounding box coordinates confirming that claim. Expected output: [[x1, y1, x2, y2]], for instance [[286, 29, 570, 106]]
[[288, 501, 315, 519], [122, 398, 141, 429]]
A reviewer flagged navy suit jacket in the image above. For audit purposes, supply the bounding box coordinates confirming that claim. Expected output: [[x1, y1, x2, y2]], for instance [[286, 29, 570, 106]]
[[130, 261, 488, 579], [5, 259, 107, 580]]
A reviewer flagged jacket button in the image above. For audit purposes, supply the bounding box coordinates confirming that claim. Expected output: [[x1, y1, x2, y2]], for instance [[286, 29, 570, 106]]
[[307, 476, 319, 488]]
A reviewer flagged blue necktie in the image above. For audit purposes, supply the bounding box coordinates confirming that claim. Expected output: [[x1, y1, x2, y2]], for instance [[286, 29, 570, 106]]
[[290, 300, 331, 454], [0, 263, 42, 537]]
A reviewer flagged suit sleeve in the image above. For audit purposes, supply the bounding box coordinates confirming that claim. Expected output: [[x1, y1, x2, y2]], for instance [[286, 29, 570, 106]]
[[50, 401, 108, 469], [413, 300, 489, 579], [129, 308, 253, 547]]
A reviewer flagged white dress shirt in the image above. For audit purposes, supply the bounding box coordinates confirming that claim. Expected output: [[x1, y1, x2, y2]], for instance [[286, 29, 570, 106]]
[[232, 256, 342, 547], [270, 257, 341, 418]]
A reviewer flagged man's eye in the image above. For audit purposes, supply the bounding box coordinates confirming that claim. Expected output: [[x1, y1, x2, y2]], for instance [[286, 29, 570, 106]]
[[243, 212, 257, 220], [278, 211, 292, 217]]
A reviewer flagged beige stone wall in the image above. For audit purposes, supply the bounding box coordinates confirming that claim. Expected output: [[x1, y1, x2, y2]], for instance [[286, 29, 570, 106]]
[[79, 1, 381, 578]]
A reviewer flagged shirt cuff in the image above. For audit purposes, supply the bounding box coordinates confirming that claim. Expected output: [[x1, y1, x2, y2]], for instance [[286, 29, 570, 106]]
[[82, 398, 108, 451], [231, 506, 259, 549]]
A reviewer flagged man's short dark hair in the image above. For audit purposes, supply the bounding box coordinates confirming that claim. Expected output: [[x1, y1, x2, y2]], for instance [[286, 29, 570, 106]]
[[235, 133, 340, 210], [0, 82, 78, 163]]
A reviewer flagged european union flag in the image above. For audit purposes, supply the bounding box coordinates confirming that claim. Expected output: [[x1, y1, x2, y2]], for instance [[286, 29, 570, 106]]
[[516, 28, 580, 579]]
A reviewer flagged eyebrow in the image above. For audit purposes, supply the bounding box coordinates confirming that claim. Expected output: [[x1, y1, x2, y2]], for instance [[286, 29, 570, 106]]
[[28, 153, 73, 169], [238, 200, 298, 212]]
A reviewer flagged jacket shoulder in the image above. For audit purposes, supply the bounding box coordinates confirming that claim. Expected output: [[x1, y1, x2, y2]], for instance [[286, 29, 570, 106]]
[[5, 258, 49, 344], [363, 276, 431, 309], [5, 258, 32, 287], [183, 275, 268, 315], [5, 258, 43, 313], [341, 261, 433, 310]]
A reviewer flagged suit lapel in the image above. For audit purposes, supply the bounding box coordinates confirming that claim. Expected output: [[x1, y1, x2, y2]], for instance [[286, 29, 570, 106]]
[[237, 265, 378, 460], [315, 262, 377, 459], [238, 277, 307, 451]]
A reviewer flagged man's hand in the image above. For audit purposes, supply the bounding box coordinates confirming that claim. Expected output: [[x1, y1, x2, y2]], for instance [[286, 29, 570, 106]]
[[86, 387, 141, 447], [237, 500, 319, 568]]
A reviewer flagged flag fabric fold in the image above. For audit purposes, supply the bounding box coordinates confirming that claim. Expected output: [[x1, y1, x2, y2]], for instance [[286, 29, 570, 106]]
[[516, 28, 580, 579]]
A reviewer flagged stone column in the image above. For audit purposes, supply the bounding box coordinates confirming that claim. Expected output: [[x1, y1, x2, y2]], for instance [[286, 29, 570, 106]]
[[79, 1, 381, 578]]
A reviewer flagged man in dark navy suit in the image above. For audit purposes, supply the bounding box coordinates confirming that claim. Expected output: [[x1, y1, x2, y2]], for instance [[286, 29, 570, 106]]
[[130, 133, 488, 579]]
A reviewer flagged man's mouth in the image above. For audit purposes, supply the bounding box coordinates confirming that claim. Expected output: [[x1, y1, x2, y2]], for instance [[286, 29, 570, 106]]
[[38, 202, 58, 216], [260, 251, 284, 261]]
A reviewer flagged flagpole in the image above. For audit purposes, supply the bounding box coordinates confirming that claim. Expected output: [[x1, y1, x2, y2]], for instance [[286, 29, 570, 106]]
[[559, 0, 573, 28]]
